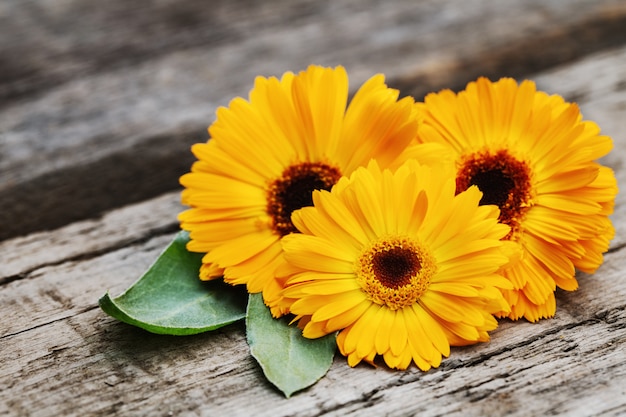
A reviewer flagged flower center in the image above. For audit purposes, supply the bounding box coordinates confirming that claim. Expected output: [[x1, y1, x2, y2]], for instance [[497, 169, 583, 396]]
[[356, 237, 436, 310], [267, 162, 342, 236], [456, 150, 532, 237]]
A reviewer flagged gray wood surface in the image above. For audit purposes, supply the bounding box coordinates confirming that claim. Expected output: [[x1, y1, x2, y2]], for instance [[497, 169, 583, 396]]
[[2, 0, 625, 241], [1, 1, 625, 416]]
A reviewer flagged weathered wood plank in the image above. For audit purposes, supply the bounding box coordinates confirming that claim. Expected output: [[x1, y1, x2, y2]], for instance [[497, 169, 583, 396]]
[[0, 193, 180, 281], [2, 0, 625, 240], [0, 0, 626, 417], [3, 0, 624, 106], [0, 232, 172, 339], [1, 242, 624, 416], [1, 44, 626, 416]]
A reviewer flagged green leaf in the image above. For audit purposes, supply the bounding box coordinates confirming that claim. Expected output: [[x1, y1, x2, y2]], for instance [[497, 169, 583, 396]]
[[246, 293, 336, 397], [99, 231, 247, 335]]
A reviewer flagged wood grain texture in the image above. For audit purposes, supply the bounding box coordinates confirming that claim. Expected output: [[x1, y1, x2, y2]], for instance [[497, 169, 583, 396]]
[[2, 1, 626, 416], [1, 206, 624, 416], [2, 0, 626, 240], [1, 223, 625, 416], [0, 193, 181, 282]]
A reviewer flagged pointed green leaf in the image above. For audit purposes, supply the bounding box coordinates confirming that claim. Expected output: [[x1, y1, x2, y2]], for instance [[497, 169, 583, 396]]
[[99, 231, 247, 335], [246, 293, 336, 397]]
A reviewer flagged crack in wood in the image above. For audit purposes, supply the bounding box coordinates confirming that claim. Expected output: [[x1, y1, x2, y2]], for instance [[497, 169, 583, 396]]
[[0, 222, 179, 286], [0, 305, 97, 340], [607, 242, 626, 254]]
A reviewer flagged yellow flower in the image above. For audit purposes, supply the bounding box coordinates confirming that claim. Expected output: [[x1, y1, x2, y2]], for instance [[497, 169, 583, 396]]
[[281, 160, 513, 370], [178, 65, 438, 317], [416, 77, 618, 322]]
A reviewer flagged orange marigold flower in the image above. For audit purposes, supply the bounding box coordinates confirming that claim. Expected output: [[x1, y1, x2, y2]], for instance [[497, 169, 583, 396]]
[[281, 160, 513, 370], [178, 65, 447, 316], [415, 77, 618, 322]]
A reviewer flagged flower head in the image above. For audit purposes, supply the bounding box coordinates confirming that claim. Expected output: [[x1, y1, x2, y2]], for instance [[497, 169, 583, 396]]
[[179, 65, 439, 316], [416, 77, 617, 321], [281, 160, 513, 370]]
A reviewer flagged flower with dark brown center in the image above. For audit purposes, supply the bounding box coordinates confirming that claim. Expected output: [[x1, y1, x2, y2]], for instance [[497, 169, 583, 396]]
[[178, 65, 423, 317], [356, 237, 435, 310], [416, 76, 617, 322], [456, 150, 533, 237], [267, 162, 342, 236], [281, 159, 512, 370]]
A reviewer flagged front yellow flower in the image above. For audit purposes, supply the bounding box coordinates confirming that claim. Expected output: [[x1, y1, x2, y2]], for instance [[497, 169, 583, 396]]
[[416, 77, 618, 322], [179, 65, 438, 317], [281, 160, 513, 370]]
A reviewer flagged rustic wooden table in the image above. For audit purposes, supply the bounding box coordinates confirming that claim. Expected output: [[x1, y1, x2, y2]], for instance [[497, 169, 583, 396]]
[[2, 1, 626, 416]]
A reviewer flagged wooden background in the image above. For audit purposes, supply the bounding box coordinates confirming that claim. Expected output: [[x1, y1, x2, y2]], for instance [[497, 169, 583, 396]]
[[1, 1, 625, 416]]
